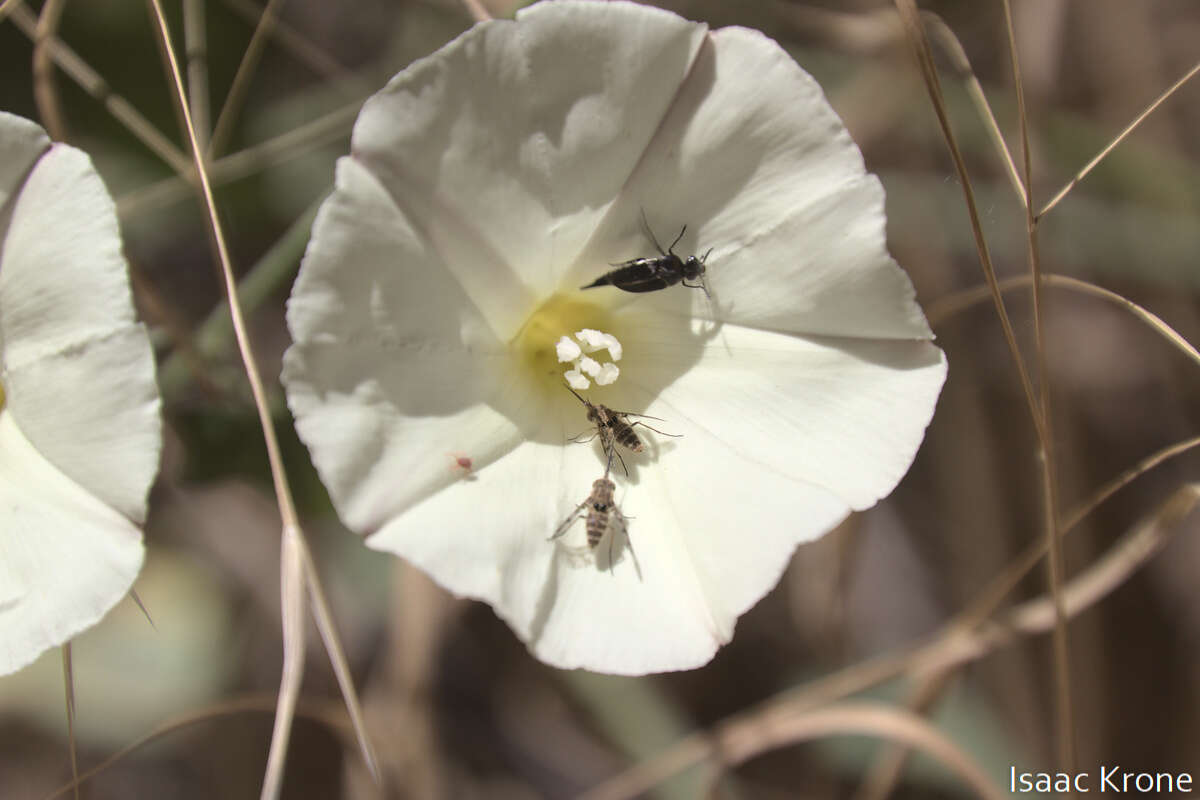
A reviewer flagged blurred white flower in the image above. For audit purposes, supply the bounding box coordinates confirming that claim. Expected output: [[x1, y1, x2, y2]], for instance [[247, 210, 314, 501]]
[[0, 112, 161, 675], [283, 1, 945, 674]]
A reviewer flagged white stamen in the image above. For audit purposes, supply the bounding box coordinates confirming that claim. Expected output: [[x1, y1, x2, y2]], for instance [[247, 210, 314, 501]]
[[594, 363, 620, 385], [564, 369, 590, 390], [560, 328, 623, 388], [575, 328, 622, 361], [556, 336, 582, 362]]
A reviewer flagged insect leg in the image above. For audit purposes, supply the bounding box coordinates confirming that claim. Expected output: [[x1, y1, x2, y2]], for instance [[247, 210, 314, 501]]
[[608, 509, 637, 575], [628, 420, 683, 439], [681, 276, 712, 299], [550, 500, 588, 540]]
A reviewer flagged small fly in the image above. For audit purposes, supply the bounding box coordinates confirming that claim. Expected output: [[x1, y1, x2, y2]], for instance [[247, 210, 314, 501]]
[[581, 211, 712, 298], [551, 477, 624, 549], [550, 477, 635, 571], [565, 384, 679, 475]]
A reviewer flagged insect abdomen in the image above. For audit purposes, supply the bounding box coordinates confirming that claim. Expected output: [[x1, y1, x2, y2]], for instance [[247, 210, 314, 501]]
[[585, 479, 616, 548], [611, 421, 644, 453]]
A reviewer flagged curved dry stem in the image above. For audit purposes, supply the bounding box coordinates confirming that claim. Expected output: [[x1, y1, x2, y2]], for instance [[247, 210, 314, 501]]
[[145, 4, 378, 791], [927, 273, 1200, 371], [851, 666, 955, 800], [707, 703, 1006, 800], [144, 3, 376, 797], [32, 0, 68, 140], [923, 484, 1199, 675], [584, 463, 1200, 800], [7, 1, 192, 175], [44, 694, 358, 800], [1039, 59, 1200, 219]]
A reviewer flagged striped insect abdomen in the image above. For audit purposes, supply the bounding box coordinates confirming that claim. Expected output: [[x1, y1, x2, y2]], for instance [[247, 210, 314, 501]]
[[585, 478, 616, 548]]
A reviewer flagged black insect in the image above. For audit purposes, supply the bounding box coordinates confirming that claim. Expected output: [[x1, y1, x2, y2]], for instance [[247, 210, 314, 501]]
[[565, 385, 680, 476], [581, 212, 712, 298]]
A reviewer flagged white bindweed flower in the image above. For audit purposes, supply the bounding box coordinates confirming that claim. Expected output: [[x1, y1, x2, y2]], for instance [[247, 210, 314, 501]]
[[283, 1, 946, 674], [0, 113, 161, 675]]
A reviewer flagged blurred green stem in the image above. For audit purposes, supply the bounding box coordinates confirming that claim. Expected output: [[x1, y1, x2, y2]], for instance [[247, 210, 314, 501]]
[[158, 195, 323, 399]]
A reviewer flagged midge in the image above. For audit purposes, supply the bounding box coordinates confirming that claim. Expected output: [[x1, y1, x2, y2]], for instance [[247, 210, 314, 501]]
[[581, 211, 712, 298], [564, 384, 679, 475]]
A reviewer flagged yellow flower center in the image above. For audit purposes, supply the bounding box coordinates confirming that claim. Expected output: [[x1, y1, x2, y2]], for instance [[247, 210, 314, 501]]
[[511, 293, 617, 391]]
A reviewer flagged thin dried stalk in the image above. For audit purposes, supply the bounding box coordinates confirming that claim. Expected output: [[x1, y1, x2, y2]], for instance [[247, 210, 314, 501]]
[[582, 477, 1200, 800], [143, 2, 376, 796], [7, 1, 192, 175], [183, 0, 211, 153], [892, 0, 1046, 447], [32, 0, 68, 139], [208, 0, 285, 158], [1039, 59, 1200, 219], [60, 644, 79, 800], [1001, 0, 1076, 782]]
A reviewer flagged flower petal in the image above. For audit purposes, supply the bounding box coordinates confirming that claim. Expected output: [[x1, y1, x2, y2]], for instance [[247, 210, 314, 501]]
[[284, 157, 550, 530], [0, 145, 161, 523], [615, 309, 946, 512], [571, 26, 930, 340], [349, 1, 708, 334], [0, 413, 143, 676], [0, 112, 50, 210]]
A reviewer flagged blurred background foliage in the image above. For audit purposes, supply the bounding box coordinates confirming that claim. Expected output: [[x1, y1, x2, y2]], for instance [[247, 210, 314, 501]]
[[2, 0, 1200, 798]]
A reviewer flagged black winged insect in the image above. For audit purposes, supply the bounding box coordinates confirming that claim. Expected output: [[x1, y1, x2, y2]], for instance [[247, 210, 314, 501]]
[[564, 384, 680, 475], [581, 211, 712, 298], [550, 477, 634, 570]]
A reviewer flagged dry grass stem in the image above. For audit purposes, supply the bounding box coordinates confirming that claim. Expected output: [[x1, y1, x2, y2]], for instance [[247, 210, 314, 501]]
[[208, 0, 285, 158], [585, 477, 1199, 800], [44, 695, 359, 800], [32, 0, 67, 140], [1039, 59, 1200, 219], [714, 703, 1006, 800], [183, 0, 211, 153], [263, 525, 306, 800], [144, 3, 376, 796], [893, 0, 1046, 447], [461, 0, 491, 23], [116, 100, 359, 217], [220, 0, 371, 94], [850, 667, 955, 800], [60, 644, 79, 800], [7, 1, 192, 174], [1002, 0, 1076, 782], [921, 10, 1025, 204], [927, 273, 1200, 370]]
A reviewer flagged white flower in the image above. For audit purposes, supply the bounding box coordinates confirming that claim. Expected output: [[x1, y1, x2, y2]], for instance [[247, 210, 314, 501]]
[[0, 113, 162, 675], [283, 1, 945, 674]]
